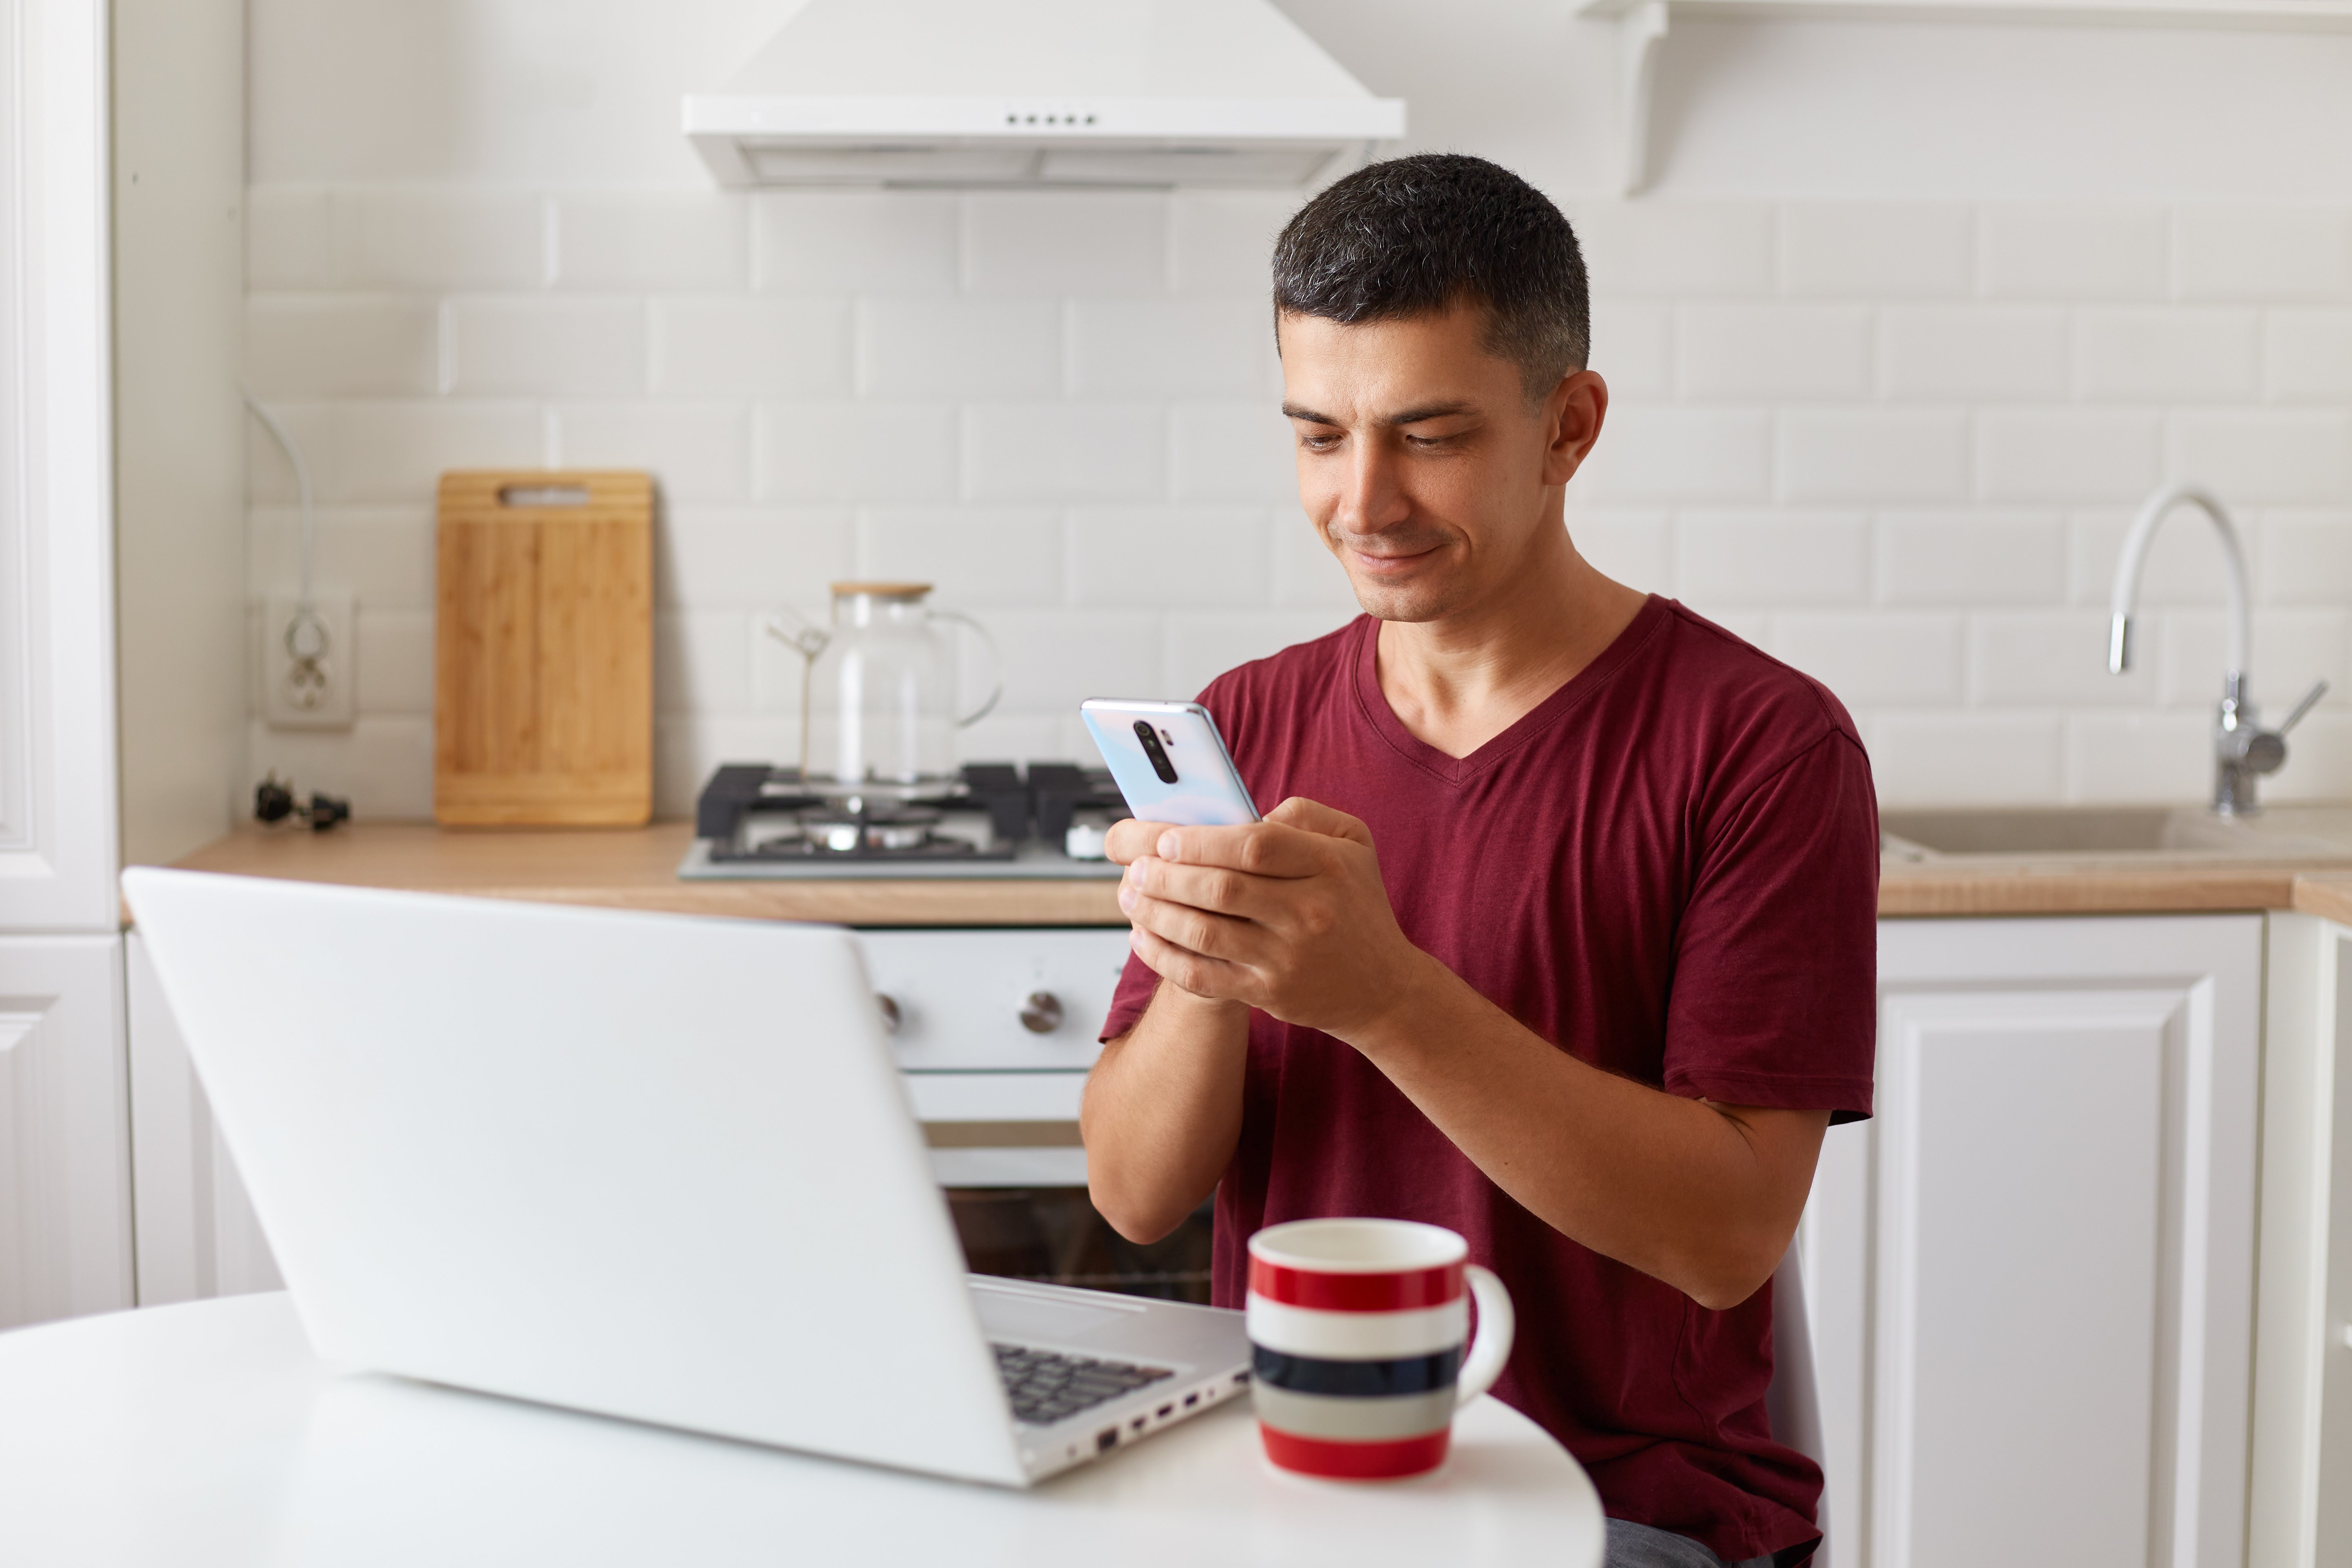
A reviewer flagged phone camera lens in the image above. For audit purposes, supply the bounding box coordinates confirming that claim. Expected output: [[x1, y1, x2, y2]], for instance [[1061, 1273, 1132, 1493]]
[[1134, 720, 1179, 785]]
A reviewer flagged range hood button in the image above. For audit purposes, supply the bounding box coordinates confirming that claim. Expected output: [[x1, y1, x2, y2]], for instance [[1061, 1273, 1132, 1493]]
[[1019, 992, 1064, 1035], [875, 994, 902, 1035]]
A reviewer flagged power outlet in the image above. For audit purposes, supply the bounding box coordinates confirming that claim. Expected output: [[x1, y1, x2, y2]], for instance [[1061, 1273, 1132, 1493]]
[[263, 591, 356, 729]]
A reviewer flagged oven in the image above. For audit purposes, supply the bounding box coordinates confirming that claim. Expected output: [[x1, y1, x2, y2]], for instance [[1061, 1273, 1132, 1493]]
[[859, 927, 1213, 1306]]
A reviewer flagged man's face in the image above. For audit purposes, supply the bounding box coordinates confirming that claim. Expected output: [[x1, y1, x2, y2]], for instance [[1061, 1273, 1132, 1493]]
[[1278, 305, 1599, 624]]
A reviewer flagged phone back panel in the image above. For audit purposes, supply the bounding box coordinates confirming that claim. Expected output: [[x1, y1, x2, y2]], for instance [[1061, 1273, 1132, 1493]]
[[1080, 701, 1260, 826]]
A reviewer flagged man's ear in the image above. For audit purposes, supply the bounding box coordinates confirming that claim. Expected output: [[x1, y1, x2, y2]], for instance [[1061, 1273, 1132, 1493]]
[[1541, 369, 1608, 488]]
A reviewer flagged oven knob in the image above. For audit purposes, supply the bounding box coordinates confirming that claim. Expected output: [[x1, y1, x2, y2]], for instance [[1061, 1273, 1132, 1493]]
[[875, 994, 902, 1035], [1019, 991, 1063, 1034]]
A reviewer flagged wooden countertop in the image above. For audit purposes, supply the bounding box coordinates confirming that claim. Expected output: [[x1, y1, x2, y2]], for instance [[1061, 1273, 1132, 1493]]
[[167, 822, 1125, 927], [165, 820, 2352, 926]]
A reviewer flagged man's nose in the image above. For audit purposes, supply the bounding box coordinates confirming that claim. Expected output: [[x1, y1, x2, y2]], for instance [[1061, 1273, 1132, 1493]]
[[1334, 439, 1412, 537]]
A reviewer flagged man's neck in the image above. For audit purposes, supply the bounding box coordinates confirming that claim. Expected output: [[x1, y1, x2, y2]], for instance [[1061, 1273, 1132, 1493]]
[[1374, 539, 1648, 761]]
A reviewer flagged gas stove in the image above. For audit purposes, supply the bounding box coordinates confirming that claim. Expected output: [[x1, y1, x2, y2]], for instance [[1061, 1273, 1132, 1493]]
[[678, 762, 1132, 880]]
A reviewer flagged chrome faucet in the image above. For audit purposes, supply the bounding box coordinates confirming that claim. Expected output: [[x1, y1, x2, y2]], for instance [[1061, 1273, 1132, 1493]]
[[2107, 482, 2327, 816]]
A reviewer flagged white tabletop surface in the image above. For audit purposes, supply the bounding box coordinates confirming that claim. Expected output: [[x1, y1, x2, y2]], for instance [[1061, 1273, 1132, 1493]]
[[0, 1293, 1604, 1568]]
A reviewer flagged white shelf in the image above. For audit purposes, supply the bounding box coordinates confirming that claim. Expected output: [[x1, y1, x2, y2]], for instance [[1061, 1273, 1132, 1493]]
[[1579, 0, 2352, 194]]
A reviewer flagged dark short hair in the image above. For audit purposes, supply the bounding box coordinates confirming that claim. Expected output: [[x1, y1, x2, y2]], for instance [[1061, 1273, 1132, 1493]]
[[1271, 154, 1589, 400]]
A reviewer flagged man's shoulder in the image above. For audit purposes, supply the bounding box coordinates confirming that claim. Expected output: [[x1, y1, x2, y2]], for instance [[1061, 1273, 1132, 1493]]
[[1653, 600, 1859, 739], [1196, 617, 1365, 711]]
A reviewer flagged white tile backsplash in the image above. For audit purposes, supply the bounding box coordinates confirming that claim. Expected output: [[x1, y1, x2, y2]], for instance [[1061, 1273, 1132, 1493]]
[[554, 193, 748, 292], [962, 403, 1167, 502], [857, 298, 1061, 398], [1779, 203, 1973, 299], [245, 186, 2352, 813], [652, 298, 852, 397], [1170, 403, 1295, 502], [1978, 206, 2171, 301], [963, 193, 1166, 296], [2166, 410, 2352, 503], [2175, 207, 2352, 301], [2265, 310, 2352, 402], [1779, 410, 1969, 503], [1879, 307, 2069, 401], [1976, 409, 2164, 501], [246, 296, 439, 397], [1677, 305, 1872, 400], [1067, 508, 1274, 609], [755, 192, 961, 294], [443, 298, 645, 397], [2074, 309, 2261, 402]]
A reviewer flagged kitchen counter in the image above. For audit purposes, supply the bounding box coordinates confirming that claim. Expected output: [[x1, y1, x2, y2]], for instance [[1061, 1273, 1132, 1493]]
[[167, 822, 1126, 926], [165, 817, 2352, 925]]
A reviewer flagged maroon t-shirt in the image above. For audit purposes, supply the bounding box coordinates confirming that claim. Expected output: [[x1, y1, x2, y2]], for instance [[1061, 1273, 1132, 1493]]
[[1098, 597, 1878, 1564]]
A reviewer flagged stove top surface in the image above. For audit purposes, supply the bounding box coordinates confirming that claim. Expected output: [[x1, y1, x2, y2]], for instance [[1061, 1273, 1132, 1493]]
[[680, 762, 1130, 881]]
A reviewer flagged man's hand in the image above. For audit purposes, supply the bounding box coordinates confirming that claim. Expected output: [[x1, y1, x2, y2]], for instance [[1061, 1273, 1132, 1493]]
[[1109, 797, 1433, 1040]]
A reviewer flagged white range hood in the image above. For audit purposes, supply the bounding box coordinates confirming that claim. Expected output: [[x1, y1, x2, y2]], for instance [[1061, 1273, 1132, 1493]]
[[684, 0, 1405, 189]]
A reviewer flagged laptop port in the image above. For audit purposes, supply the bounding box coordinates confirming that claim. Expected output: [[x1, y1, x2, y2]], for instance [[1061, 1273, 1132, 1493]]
[[1184, 1392, 1199, 1407], [1233, 1371, 1250, 1384], [1156, 1403, 1174, 1418], [1130, 1417, 1147, 1432], [1096, 1428, 1118, 1453]]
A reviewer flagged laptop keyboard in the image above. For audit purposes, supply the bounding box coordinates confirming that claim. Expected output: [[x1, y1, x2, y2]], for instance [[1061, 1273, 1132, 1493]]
[[993, 1343, 1174, 1427]]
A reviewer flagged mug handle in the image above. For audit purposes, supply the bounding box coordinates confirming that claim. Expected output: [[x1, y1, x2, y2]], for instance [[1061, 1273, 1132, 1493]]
[[1456, 1265, 1516, 1407], [933, 610, 1004, 728]]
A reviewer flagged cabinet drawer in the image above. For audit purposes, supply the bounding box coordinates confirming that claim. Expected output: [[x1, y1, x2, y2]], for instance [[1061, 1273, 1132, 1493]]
[[858, 927, 1132, 1074]]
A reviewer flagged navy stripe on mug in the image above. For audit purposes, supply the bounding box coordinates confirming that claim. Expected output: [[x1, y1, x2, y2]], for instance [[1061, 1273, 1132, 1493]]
[[1250, 1344, 1464, 1399]]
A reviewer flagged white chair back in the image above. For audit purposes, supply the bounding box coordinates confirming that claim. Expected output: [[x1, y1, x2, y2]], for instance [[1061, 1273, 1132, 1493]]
[[1764, 1242, 1829, 1566]]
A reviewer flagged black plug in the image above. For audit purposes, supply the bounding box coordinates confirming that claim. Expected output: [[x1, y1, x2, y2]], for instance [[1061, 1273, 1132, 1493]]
[[254, 772, 350, 832]]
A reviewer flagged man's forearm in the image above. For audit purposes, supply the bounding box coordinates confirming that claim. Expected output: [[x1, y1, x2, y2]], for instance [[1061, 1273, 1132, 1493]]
[[1080, 980, 1252, 1244], [1350, 951, 1827, 1310]]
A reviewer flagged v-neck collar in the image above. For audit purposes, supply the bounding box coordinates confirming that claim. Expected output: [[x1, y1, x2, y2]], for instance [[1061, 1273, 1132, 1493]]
[[1349, 594, 1671, 786]]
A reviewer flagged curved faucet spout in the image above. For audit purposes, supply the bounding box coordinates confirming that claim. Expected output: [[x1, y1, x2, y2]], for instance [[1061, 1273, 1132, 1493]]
[[2107, 482, 2250, 682]]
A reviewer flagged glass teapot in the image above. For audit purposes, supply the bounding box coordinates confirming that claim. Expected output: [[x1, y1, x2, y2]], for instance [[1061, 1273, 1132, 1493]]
[[764, 583, 1002, 792]]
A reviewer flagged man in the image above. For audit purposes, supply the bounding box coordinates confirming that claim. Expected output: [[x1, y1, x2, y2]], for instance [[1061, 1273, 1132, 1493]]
[[1081, 155, 1877, 1568]]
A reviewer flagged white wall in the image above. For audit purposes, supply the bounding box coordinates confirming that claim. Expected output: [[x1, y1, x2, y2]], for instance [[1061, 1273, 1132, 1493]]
[[242, 2, 2352, 816], [115, 0, 247, 865]]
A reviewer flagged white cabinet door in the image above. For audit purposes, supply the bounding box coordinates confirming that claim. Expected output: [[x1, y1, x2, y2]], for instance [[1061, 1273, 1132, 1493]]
[[0, 0, 119, 934], [123, 932, 280, 1305], [1803, 915, 2261, 1568], [0, 935, 131, 1327]]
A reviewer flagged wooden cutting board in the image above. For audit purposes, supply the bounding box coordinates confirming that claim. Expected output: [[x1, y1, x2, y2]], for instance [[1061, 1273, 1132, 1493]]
[[434, 470, 653, 826]]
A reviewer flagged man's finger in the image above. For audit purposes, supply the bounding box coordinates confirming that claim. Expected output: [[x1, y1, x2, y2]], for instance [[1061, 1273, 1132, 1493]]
[[1122, 888, 1255, 963], [1128, 922, 1252, 1003], [1151, 820, 1328, 878], [1124, 856, 1270, 921], [1263, 795, 1374, 846], [1103, 817, 1176, 867]]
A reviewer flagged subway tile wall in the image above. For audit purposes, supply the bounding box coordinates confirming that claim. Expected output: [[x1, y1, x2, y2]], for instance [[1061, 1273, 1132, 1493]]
[[243, 188, 2352, 817]]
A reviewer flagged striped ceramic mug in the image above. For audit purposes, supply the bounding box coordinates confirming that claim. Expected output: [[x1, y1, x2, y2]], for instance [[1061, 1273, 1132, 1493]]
[[1245, 1218, 1515, 1479]]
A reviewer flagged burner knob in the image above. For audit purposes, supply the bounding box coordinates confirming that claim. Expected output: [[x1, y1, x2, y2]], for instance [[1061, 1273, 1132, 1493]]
[[875, 994, 902, 1035], [1019, 991, 1063, 1034]]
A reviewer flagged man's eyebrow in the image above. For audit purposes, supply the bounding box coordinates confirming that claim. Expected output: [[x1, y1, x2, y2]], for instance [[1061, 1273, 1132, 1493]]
[[1280, 400, 1479, 426]]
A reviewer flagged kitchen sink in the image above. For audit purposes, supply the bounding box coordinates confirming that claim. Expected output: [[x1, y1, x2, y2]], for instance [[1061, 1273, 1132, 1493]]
[[1880, 804, 2352, 862]]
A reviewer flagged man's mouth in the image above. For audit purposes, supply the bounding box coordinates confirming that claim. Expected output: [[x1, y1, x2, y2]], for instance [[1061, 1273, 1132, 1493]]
[[1334, 533, 1449, 576]]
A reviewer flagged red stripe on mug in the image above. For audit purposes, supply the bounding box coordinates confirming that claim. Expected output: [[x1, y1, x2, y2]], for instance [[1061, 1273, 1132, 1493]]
[[1258, 1425, 1451, 1479], [1247, 1258, 1463, 1312]]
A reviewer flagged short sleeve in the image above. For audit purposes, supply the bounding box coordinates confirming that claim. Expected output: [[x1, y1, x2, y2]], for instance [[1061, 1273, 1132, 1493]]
[[1662, 731, 1878, 1122], [1098, 949, 1159, 1044]]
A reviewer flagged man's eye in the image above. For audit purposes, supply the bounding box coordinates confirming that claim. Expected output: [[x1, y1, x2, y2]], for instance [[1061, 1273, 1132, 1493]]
[[1298, 433, 1341, 452]]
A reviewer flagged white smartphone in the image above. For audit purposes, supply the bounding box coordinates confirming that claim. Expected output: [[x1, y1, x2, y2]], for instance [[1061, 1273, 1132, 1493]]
[[1079, 699, 1261, 827]]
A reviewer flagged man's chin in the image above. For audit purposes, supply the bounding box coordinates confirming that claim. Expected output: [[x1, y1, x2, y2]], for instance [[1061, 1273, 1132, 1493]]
[[1346, 576, 1464, 624]]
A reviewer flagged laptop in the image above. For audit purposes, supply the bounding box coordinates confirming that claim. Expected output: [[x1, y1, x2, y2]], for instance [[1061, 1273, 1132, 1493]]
[[120, 868, 1250, 1486]]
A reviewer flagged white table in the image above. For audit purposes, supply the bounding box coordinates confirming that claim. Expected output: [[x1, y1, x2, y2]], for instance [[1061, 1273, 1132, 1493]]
[[0, 1294, 1603, 1567]]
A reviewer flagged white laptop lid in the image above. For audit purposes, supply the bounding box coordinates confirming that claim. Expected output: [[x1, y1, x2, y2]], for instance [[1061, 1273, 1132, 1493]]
[[121, 869, 1028, 1486]]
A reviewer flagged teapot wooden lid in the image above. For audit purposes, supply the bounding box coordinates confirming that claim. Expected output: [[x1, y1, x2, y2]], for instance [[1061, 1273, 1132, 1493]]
[[829, 581, 933, 599]]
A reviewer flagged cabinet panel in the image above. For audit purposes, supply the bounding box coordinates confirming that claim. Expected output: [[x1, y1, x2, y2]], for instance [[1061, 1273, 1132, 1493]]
[[1809, 915, 2260, 1568], [0, 935, 131, 1327], [124, 932, 279, 1305], [0, 0, 119, 933]]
